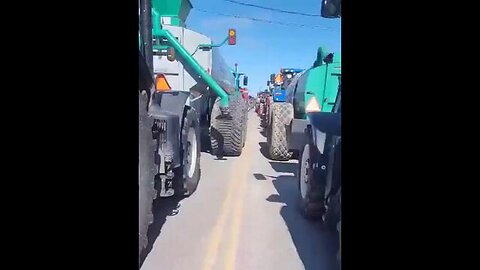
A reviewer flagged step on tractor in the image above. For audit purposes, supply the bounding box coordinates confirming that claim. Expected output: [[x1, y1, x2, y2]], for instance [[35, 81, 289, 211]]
[[138, 0, 249, 258], [296, 0, 341, 265]]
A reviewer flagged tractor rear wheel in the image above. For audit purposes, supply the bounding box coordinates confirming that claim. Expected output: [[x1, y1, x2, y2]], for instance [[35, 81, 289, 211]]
[[174, 107, 201, 196], [323, 188, 341, 231], [139, 90, 156, 259], [210, 96, 245, 156], [267, 103, 293, 160], [297, 143, 324, 220]]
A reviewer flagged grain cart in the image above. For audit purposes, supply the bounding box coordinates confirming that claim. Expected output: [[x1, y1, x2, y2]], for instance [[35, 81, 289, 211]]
[[139, 0, 248, 258]]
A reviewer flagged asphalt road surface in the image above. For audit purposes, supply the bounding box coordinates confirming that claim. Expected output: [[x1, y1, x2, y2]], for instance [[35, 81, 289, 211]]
[[140, 110, 339, 270]]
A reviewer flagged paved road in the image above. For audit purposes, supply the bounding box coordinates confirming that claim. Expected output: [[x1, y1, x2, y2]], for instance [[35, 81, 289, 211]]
[[140, 111, 339, 270]]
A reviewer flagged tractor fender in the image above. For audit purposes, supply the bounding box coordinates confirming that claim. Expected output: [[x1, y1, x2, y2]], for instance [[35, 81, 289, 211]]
[[148, 91, 192, 167], [290, 118, 308, 151], [149, 91, 190, 119], [307, 112, 341, 136]]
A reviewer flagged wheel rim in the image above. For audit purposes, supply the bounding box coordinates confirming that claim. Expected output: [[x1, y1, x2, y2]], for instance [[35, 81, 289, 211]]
[[300, 144, 310, 199], [187, 127, 197, 178]]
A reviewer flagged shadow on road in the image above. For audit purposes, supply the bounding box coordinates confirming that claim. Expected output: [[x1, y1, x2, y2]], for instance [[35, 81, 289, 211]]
[[269, 161, 297, 176], [259, 127, 267, 138], [253, 173, 267, 180], [258, 142, 270, 159], [271, 176, 339, 270], [258, 141, 299, 162], [260, 162, 340, 270], [139, 195, 183, 267]]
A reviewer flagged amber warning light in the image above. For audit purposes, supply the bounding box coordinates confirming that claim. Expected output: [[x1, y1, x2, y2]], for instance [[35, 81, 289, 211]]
[[155, 74, 171, 92], [228, 29, 236, 45]]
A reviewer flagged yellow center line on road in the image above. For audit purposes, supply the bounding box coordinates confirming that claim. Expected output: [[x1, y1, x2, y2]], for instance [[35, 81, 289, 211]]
[[201, 121, 255, 270], [201, 165, 238, 270], [224, 142, 252, 270]]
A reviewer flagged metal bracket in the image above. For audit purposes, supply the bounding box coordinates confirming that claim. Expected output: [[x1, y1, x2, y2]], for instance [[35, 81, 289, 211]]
[[157, 142, 174, 197], [198, 36, 229, 50]]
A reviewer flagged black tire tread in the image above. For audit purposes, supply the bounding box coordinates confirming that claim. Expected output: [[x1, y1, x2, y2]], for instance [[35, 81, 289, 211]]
[[268, 103, 293, 160], [175, 108, 201, 196], [210, 96, 245, 156], [298, 143, 325, 220], [323, 188, 341, 231], [139, 90, 156, 257]]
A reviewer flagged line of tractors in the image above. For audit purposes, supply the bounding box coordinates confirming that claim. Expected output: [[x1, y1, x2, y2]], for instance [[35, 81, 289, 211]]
[[256, 0, 341, 261], [138, 0, 341, 266], [256, 46, 341, 225], [139, 0, 252, 261]]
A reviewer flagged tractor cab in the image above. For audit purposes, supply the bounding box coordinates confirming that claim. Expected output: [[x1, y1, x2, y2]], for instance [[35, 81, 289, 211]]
[[232, 63, 249, 102], [280, 68, 304, 88]]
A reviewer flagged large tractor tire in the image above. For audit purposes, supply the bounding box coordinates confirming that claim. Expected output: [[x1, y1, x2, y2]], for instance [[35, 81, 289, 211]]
[[139, 90, 156, 258], [264, 100, 272, 128], [323, 140, 341, 230], [323, 188, 341, 231], [210, 95, 245, 156], [324, 188, 341, 266], [174, 107, 201, 196], [267, 102, 293, 160], [260, 107, 268, 128], [266, 100, 273, 127], [297, 143, 324, 220]]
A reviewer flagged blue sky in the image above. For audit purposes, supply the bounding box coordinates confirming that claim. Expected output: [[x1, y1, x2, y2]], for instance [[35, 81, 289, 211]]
[[185, 0, 341, 94]]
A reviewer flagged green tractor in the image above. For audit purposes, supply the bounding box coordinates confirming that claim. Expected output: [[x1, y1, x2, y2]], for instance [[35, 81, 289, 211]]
[[288, 47, 341, 154], [265, 47, 341, 161], [138, 0, 249, 260], [296, 0, 342, 265]]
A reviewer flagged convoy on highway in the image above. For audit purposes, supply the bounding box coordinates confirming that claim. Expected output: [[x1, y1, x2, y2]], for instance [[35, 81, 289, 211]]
[[139, 0, 341, 267]]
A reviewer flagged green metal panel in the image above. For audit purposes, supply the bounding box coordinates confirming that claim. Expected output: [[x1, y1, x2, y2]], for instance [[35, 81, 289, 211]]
[[304, 66, 327, 111], [322, 54, 341, 112], [152, 0, 192, 26], [294, 51, 341, 118], [152, 9, 162, 36]]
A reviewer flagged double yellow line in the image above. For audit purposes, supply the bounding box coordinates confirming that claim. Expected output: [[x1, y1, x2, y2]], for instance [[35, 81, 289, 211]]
[[202, 139, 253, 270]]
